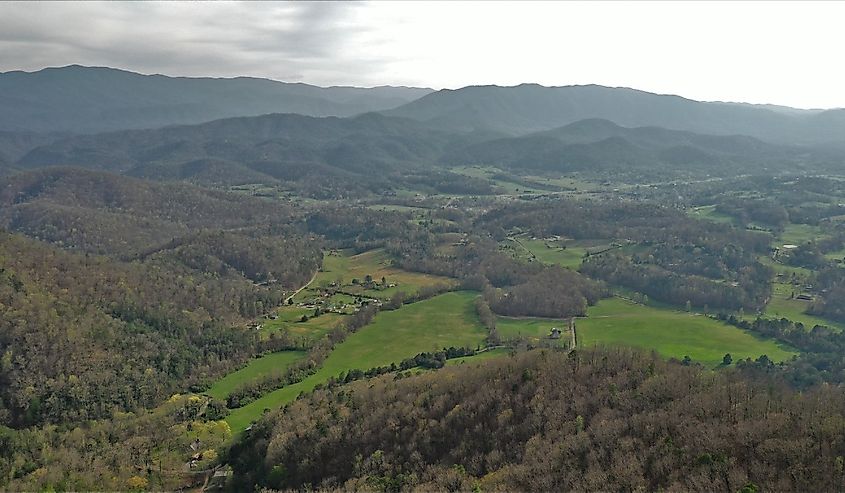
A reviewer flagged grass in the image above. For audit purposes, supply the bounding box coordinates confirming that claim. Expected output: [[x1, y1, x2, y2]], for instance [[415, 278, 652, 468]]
[[446, 348, 513, 366], [226, 291, 487, 431], [779, 223, 828, 246], [303, 249, 456, 301], [758, 255, 814, 279], [205, 351, 306, 401], [578, 297, 796, 367], [496, 316, 571, 346], [688, 205, 735, 225], [261, 311, 347, 341], [516, 238, 587, 269], [758, 283, 844, 331]]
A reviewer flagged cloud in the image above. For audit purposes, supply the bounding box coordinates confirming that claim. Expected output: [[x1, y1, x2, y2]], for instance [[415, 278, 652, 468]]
[[0, 1, 390, 85], [1, 1, 844, 107]]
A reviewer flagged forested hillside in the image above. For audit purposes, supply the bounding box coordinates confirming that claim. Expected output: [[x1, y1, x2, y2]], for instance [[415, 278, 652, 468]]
[[230, 347, 845, 492], [0, 232, 291, 427]]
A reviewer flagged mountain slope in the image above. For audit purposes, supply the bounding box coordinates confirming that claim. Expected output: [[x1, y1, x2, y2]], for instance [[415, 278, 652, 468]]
[[0, 65, 432, 133], [443, 118, 838, 176], [385, 83, 844, 144]]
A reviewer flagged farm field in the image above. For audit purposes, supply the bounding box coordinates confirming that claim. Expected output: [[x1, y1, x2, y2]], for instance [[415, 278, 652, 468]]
[[261, 311, 348, 341], [688, 205, 735, 225], [300, 248, 456, 301], [579, 297, 796, 367], [758, 255, 814, 278], [205, 350, 306, 401], [446, 347, 513, 366], [516, 238, 587, 269], [758, 283, 844, 331], [496, 316, 571, 346], [779, 223, 828, 246], [226, 291, 487, 431]]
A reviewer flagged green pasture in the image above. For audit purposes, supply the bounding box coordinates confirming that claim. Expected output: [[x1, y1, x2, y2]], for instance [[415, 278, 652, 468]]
[[226, 291, 487, 431], [578, 297, 796, 367], [205, 351, 306, 401]]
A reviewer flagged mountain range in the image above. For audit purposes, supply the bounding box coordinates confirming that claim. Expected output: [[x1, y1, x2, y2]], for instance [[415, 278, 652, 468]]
[[1, 65, 844, 187], [0, 65, 432, 133]]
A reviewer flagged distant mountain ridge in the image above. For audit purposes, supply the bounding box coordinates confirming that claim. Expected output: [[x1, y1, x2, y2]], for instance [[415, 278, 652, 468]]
[[385, 83, 845, 145], [0, 65, 433, 133], [442, 118, 823, 176]]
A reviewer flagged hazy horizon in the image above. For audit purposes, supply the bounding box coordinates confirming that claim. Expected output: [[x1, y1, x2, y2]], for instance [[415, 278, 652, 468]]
[[1, 1, 844, 110]]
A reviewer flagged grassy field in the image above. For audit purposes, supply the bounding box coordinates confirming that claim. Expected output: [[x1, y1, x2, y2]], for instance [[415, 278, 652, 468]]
[[496, 316, 571, 346], [516, 238, 587, 269], [303, 249, 456, 301], [688, 205, 735, 225], [226, 291, 487, 431], [446, 347, 513, 366], [758, 282, 844, 331], [779, 223, 828, 246], [205, 351, 306, 401], [261, 311, 348, 341], [758, 255, 814, 279], [578, 297, 796, 367]]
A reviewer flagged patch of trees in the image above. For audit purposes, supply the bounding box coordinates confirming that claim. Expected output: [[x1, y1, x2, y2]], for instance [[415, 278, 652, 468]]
[[228, 347, 845, 492], [784, 243, 828, 270], [715, 198, 790, 230], [328, 347, 477, 389], [399, 170, 497, 195], [716, 314, 845, 388], [483, 266, 604, 318], [581, 252, 770, 310], [479, 199, 771, 253], [807, 267, 845, 322]]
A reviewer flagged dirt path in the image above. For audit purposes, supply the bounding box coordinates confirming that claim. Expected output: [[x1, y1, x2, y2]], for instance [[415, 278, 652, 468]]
[[284, 270, 319, 304]]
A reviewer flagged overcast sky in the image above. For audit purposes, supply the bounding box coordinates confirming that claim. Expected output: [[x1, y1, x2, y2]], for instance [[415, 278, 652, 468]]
[[1, 1, 843, 109]]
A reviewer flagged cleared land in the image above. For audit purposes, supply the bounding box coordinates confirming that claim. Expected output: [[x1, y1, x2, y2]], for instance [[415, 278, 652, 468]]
[[578, 297, 796, 367], [496, 316, 571, 346], [302, 249, 455, 301], [226, 291, 487, 431], [446, 348, 513, 366], [759, 283, 844, 331], [261, 311, 348, 341], [206, 351, 306, 401], [688, 205, 735, 225], [516, 238, 587, 269], [779, 223, 828, 246]]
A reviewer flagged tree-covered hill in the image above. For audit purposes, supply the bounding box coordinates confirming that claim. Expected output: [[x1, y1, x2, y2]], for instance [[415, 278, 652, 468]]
[[229, 347, 845, 492]]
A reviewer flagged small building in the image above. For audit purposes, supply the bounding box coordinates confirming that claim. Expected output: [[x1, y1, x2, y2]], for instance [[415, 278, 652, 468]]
[[549, 328, 563, 339]]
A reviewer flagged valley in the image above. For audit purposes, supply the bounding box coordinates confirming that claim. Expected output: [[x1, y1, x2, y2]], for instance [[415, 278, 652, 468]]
[[2, 65, 845, 492]]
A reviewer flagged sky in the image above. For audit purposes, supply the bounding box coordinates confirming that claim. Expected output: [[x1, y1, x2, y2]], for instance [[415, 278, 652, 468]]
[[1, 1, 843, 109]]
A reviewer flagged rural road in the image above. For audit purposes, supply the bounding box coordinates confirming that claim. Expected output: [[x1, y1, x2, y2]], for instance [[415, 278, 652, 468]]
[[284, 270, 318, 304]]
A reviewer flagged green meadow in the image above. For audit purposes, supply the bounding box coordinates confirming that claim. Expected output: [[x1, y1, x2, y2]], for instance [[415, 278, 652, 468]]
[[205, 350, 306, 401], [304, 248, 455, 301], [516, 238, 587, 269], [226, 291, 487, 431], [495, 316, 571, 346], [578, 297, 796, 367], [758, 283, 844, 331]]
